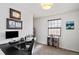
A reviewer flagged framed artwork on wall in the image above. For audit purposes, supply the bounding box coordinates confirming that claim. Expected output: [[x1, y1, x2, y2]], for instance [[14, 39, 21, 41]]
[[66, 20, 74, 29], [6, 18, 22, 29], [10, 8, 21, 20], [15, 21, 22, 29]]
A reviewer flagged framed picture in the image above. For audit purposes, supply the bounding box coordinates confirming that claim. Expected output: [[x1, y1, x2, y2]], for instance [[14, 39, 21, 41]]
[[10, 8, 21, 19], [66, 20, 74, 29], [15, 21, 22, 29], [6, 18, 22, 29]]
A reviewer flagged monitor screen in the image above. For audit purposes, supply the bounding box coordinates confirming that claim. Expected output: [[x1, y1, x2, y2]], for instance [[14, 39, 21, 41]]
[[6, 31, 19, 39]]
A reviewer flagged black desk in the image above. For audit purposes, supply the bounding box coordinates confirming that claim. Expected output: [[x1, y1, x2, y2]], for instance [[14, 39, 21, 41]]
[[0, 40, 32, 55]]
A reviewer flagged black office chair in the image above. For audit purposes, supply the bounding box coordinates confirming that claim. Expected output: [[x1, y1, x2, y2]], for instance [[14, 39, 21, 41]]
[[25, 36, 27, 40], [24, 39, 34, 55], [17, 37, 26, 50], [16, 38, 34, 55]]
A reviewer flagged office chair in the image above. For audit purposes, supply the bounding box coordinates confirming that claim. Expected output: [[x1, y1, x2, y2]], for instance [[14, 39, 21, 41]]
[[16, 37, 34, 55], [24, 39, 34, 55]]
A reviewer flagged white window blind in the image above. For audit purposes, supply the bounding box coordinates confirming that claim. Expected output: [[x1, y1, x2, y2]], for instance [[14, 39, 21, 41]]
[[48, 19, 61, 36]]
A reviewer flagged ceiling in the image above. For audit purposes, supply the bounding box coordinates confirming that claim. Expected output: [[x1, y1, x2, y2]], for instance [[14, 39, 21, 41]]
[[27, 3, 79, 18], [3, 3, 79, 18]]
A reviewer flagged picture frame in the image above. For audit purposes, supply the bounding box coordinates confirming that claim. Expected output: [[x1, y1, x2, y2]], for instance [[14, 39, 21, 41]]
[[6, 18, 22, 29], [66, 20, 74, 30], [10, 8, 21, 20]]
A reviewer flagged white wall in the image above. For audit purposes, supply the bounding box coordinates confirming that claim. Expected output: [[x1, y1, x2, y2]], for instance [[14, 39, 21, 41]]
[[0, 4, 33, 40], [34, 10, 79, 52]]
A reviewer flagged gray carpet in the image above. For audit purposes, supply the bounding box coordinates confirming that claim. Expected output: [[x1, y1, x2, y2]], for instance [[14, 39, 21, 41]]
[[33, 43, 79, 55]]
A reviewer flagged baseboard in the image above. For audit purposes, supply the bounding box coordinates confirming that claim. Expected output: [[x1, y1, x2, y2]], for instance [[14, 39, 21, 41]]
[[58, 47, 79, 53]]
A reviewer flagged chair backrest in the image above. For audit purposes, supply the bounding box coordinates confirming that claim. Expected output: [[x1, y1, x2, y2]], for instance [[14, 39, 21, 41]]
[[20, 37, 24, 42], [28, 39, 34, 51], [24, 36, 27, 40]]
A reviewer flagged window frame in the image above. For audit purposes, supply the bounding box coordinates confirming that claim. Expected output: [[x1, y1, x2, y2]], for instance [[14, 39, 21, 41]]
[[48, 18, 61, 37]]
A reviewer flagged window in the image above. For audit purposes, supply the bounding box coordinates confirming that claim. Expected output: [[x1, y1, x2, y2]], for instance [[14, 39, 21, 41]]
[[48, 19, 61, 36]]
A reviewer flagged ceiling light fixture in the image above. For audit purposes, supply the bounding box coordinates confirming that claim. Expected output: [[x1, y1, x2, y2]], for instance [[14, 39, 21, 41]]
[[41, 3, 53, 10]]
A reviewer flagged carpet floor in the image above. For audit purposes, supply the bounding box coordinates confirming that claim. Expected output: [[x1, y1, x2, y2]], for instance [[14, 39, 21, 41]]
[[33, 43, 79, 55]]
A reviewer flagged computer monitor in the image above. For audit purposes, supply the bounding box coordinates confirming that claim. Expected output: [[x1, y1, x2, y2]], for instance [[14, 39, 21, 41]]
[[6, 31, 19, 39]]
